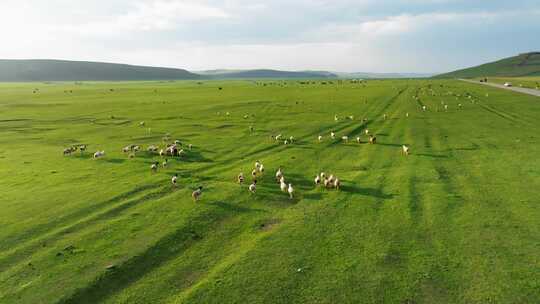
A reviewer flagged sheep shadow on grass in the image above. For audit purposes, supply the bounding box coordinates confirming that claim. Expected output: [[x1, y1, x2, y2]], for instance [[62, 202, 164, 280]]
[[340, 184, 395, 200]]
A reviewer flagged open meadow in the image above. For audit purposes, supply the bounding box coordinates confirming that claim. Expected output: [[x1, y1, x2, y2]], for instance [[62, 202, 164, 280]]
[[1, 79, 539, 303]]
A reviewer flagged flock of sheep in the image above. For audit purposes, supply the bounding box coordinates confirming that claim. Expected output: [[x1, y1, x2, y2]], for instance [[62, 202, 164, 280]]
[[60, 82, 479, 203]]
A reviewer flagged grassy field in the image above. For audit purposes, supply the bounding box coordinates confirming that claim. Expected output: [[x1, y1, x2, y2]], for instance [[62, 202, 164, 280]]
[[474, 77, 540, 90], [0, 79, 539, 304]]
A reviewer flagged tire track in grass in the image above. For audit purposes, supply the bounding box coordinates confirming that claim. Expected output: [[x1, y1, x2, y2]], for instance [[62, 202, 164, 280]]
[[0, 182, 162, 252], [0, 185, 180, 283], [55, 188, 271, 304]]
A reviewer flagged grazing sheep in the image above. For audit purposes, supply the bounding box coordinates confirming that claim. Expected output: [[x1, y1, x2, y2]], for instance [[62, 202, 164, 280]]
[[364, 129, 369, 135], [238, 172, 245, 184], [159, 149, 165, 157], [356, 136, 361, 144], [93, 151, 105, 158], [249, 181, 257, 193], [276, 168, 283, 181], [79, 145, 87, 154], [255, 161, 262, 170], [458, 103, 462, 108], [171, 174, 178, 186], [280, 180, 287, 192], [287, 184, 294, 199], [122, 146, 131, 153], [147, 145, 159, 153], [369, 135, 377, 144], [406, 112, 409, 118], [258, 164, 265, 173], [289, 136, 294, 143], [192, 186, 203, 201], [324, 178, 331, 188], [162, 159, 168, 167], [444, 104, 448, 111], [383, 114, 387, 120], [318, 135, 323, 142], [331, 132, 336, 139], [328, 174, 335, 184], [133, 145, 141, 152], [402, 145, 410, 155], [188, 144, 193, 150], [422, 105, 427, 111], [314, 174, 321, 185], [252, 169, 258, 179], [284, 140, 289, 145], [342, 136, 349, 143], [151, 162, 159, 172], [334, 178, 341, 190], [334, 115, 339, 121], [275, 134, 282, 141], [139, 121, 145, 127], [63, 148, 73, 156]]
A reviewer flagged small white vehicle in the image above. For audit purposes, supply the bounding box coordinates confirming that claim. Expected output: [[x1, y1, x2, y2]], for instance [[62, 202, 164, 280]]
[[504, 82, 512, 87]]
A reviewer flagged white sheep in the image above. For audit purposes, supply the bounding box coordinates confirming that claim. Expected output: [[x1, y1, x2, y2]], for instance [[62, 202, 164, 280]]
[[275, 168, 283, 181], [314, 174, 321, 185], [334, 178, 341, 190], [287, 183, 294, 199], [318, 135, 323, 142], [402, 145, 410, 155], [238, 172, 245, 184], [280, 180, 287, 192], [342, 136, 349, 143], [249, 181, 257, 193], [93, 151, 105, 158], [171, 174, 178, 186], [331, 132, 336, 139], [356, 136, 361, 143], [192, 186, 203, 201]]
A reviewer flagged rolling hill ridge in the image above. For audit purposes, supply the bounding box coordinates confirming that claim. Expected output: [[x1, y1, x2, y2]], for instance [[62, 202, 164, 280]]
[[0, 59, 201, 82], [435, 52, 540, 78]]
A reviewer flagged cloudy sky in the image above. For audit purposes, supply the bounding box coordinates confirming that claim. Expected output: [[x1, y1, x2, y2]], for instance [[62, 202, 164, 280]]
[[1, 0, 539, 73]]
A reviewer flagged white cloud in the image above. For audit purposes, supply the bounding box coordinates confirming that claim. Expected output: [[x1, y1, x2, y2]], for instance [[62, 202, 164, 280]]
[[116, 0, 230, 31]]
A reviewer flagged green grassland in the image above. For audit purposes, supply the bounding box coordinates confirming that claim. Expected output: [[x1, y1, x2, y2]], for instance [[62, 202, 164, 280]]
[[0, 79, 539, 304], [474, 77, 540, 90]]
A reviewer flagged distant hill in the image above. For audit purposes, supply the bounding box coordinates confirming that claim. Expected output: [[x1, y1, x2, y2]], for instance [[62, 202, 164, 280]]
[[196, 69, 433, 79], [435, 52, 540, 78], [0, 59, 200, 82], [335, 72, 433, 79], [195, 69, 337, 79]]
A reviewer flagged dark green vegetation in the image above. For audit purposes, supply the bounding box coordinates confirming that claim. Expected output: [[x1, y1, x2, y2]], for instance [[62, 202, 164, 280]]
[[0, 80, 539, 303], [0, 60, 200, 82], [436, 52, 540, 78]]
